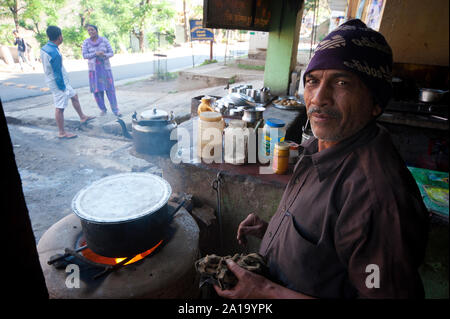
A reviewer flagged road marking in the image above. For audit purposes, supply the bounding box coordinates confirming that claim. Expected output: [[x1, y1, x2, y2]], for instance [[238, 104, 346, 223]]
[[1, 82, 48, 91]]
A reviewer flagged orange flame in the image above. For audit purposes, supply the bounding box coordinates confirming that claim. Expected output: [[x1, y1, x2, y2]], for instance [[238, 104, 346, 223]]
[[80, 240, 164, 266], [115, 240, 163, 265]]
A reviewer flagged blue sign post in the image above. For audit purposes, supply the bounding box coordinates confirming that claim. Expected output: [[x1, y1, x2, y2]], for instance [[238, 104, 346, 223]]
[[189, 19, 214, 41], [189, 19, 215, 61]]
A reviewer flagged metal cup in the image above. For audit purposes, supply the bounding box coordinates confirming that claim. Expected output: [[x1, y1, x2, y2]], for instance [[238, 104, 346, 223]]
[[246, 89, 257, 99]]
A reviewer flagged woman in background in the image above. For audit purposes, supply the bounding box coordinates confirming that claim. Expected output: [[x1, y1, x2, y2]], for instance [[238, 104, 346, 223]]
[[82, 24, 121, 117]]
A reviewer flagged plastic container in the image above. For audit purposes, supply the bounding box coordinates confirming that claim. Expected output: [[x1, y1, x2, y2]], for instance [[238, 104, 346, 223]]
[[197, 96, 214, 114], [272, 142, 290, 174], [224, 120, 248, 165], [259, 118, 286, 162], [197, 111, 224, 162]]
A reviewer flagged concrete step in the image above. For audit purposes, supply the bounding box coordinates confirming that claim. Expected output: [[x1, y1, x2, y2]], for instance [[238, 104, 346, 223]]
[[176, 62, 264, 91], [235, 58, 266, 67]]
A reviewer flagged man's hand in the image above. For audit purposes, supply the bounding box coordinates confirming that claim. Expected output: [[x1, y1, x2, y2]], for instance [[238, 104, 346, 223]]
[[214, 259, 315, 299], [237, 213, 268, 246], [213, 259, 271, 299]]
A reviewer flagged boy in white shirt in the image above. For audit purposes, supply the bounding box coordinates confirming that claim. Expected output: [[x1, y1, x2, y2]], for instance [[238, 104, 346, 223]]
[[40, 26, 94, 139]]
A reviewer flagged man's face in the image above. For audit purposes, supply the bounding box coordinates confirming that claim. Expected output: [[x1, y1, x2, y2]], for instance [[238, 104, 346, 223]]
[[303, 69, 381, 144]]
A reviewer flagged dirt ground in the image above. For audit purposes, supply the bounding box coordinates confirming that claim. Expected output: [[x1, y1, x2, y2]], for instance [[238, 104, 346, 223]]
[[8, 122, 160, 242], [4, 61, 265, 244]]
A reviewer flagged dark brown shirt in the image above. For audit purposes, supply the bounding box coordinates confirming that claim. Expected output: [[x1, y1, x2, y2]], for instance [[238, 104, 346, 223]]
[[259, 122, 429, 298]]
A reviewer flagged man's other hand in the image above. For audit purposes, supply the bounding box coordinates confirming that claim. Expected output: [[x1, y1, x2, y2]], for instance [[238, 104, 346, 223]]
[[213, 259, 269, 299], [237, 213, 268, 246]]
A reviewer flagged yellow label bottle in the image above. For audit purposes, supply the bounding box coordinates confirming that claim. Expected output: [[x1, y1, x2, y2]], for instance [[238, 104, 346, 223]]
[[272, 142, 289, 174]]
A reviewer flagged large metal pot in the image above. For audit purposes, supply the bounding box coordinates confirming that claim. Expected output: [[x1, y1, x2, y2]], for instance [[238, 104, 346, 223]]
[[71, 173, 183, 257], [418, 88, 448, 103], [117, 108, 177, 155]]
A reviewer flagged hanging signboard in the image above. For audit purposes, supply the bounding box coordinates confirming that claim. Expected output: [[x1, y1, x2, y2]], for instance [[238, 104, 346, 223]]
[[203, 0, 271, 31], [189, 19, 214, 41]]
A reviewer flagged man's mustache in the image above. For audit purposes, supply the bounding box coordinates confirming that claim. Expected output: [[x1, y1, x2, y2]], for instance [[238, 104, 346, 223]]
[[307, 107, 341, 119]]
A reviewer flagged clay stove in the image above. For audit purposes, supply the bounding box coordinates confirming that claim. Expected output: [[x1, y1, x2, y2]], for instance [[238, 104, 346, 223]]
[[37, 208, 200, 299]]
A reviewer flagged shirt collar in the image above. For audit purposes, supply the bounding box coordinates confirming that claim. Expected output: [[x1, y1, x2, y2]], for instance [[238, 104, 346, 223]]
[[300, 121, 380, 182], [47, 41, 58, 48]]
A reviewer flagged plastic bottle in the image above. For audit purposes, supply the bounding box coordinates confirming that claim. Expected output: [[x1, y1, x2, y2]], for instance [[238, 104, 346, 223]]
[[197, 111, 224, 162], [224, 120, 248, 165], [259, 118, 285, 162]]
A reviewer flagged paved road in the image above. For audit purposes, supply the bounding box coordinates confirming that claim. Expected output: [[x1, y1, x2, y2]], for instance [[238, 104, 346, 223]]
[[0, 47, 248, 102], [0, 54, 205, 102]]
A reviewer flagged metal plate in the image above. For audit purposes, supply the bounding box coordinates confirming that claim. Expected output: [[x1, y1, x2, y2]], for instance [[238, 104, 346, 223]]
[[273, 96, 305, 110], [72, 173, 172, 223]]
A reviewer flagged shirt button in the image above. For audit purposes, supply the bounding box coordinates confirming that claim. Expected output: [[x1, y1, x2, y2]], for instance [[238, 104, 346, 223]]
[[268, 232, 272, 238]]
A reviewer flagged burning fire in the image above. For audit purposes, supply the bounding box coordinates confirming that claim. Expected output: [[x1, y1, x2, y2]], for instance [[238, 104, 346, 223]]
[[115, 240, 163, 265], [80, 240, 163, 266]]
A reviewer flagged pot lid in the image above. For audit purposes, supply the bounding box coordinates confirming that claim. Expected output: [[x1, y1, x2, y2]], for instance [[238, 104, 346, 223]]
[[71, 173, 172, 223], [140, 108, 168, 121]]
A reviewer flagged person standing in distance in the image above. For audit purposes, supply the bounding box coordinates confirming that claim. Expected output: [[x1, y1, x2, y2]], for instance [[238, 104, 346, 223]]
[[82, 24, 121, 117], [13, 30, 34, 71], [40, 26, 95, 139]]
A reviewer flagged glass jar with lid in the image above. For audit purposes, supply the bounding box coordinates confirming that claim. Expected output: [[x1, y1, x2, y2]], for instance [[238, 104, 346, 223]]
[[272, 142, 290, 174]]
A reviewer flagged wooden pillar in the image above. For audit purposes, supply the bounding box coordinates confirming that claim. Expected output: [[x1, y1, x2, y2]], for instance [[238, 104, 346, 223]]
[[1, 100, 49, 299]]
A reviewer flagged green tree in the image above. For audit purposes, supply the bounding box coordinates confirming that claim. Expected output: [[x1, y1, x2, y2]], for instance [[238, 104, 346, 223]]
[[75, 0, 122, 53], [0, 0, 22, 31], [21, 0, 66, 46], [61, 26, 88, 59], [0, 23, 15, 45], [0, 0, 66, 47], [97, 0, 176, 53], [178, 0, 203, 43]]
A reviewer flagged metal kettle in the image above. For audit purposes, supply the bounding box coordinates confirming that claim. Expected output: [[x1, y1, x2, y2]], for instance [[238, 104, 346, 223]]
[[117, 108, 177, 156]]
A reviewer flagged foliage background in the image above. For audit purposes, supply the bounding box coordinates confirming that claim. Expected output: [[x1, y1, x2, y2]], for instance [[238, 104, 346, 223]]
[[0, 0, 204, 58]]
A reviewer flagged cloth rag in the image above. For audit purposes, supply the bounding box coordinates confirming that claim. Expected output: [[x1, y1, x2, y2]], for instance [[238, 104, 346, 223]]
[[195, 253, 268, 290]]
